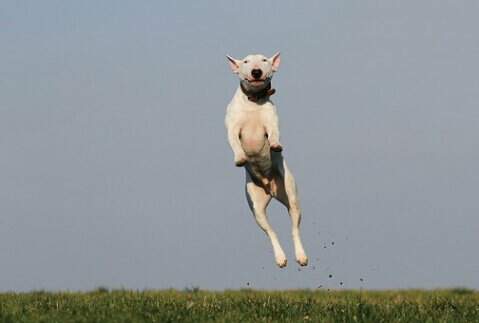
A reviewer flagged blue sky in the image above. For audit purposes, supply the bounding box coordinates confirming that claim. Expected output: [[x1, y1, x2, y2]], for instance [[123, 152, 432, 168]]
[[1, 1, 478, 291]]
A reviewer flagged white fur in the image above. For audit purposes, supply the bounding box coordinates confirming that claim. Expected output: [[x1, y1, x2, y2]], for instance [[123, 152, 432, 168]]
[[225, 53, 308, 268]]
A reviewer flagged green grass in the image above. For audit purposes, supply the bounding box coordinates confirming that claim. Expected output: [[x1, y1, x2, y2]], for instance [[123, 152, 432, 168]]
[[0, 289, 478, 322]]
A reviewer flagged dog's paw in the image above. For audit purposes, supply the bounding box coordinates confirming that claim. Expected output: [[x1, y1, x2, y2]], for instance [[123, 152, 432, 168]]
[[275, 255, 288, 268], [234, 155, 247, 167], [270, 143, 283, 152], [296, 254, 308, 267]]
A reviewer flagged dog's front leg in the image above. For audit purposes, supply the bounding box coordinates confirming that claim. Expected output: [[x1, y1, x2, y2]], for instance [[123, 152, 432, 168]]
[[227, 123, 247, 166], [265, 115, 282, 152]]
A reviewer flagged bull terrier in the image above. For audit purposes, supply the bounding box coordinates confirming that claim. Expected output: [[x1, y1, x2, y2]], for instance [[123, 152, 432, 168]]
[[224, 53, 308, 268]]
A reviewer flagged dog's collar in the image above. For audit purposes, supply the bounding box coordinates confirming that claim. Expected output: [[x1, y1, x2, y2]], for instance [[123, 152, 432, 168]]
[[240, 81, 276, 102]]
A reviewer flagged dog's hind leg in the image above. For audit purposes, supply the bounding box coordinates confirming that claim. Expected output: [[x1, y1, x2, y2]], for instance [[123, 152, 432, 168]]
[[245, 172, 287, 268], [273, 158, 308, 266]]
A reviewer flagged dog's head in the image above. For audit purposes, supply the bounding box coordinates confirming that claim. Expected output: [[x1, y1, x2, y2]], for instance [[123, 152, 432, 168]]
[[226, 53, 281, 92]]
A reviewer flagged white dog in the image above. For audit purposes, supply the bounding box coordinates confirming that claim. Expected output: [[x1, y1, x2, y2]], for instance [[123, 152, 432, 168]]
[[225, 53, 308, 268]]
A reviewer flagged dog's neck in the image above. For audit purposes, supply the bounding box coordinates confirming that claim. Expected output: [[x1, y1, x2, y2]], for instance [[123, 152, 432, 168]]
[[240, 80, 276, 103]]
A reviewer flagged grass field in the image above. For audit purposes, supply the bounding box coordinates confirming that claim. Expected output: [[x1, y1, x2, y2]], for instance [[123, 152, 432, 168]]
[[0, 289, 478, 322]]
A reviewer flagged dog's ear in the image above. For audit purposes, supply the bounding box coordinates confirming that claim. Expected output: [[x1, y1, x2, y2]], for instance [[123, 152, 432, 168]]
[[226, 55, 240, 74], [270, 52, 281, 72]]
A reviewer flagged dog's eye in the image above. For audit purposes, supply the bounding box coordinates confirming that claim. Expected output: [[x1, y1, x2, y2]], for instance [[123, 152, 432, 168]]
[[243, 60, 248, 64], [262, 58, 267, 62]]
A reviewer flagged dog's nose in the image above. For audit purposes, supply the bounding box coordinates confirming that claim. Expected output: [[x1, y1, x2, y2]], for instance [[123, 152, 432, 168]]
[[251, 69, 263, 80]]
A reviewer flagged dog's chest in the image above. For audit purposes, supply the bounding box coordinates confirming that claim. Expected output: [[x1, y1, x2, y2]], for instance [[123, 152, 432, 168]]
[[232, 103, 275, 127], [239, 110, 266, 130], [237, 108, 271, 148], [239, 106, 276, 177]]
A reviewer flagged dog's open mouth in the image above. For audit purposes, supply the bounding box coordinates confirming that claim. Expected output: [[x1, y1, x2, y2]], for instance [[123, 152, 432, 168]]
[[247, 79, 266, 85]]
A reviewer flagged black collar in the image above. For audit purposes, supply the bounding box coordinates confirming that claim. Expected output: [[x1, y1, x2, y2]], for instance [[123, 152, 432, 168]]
[[240, 81, 276, 102]]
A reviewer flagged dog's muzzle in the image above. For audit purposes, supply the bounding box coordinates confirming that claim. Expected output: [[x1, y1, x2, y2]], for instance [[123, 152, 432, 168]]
[[251, 69, 263, 80]]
